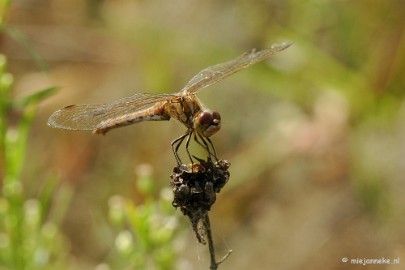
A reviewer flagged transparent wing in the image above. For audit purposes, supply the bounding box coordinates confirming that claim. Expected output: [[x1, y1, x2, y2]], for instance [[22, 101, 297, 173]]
[[181, 41, 293, 94], [47, 93, 174, 131]]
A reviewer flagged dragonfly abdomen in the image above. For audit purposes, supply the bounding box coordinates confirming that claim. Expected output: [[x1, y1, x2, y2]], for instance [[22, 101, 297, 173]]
[[93, 104, 171, 135]]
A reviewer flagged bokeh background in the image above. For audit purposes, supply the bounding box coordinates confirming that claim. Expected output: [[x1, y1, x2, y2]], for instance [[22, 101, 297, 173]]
[[1, 0, 405, 269]]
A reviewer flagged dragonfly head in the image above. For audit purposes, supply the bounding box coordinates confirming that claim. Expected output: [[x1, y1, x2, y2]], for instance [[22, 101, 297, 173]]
[[194, 110, 221, 137]]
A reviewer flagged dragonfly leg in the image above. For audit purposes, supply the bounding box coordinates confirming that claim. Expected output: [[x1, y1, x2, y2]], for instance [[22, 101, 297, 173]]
[[205, 136, 219, 161], [184, 131, 194, 164], [194, 133, 218, 162], [172, 131, 217, 165], [194, 134, 211, 159], [171, 131, 189, 164]]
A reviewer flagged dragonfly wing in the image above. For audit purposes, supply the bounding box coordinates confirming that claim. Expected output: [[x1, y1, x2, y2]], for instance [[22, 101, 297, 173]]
[[47, 93, 174, 131], [181, 41, 293, 94]]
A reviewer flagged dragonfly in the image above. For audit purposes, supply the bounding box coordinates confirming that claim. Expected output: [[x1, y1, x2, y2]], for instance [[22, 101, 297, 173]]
[[48, 41, 293, 164]]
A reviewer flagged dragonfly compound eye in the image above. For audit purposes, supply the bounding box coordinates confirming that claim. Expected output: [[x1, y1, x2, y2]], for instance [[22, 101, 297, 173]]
[[194, 110, 221, 137]]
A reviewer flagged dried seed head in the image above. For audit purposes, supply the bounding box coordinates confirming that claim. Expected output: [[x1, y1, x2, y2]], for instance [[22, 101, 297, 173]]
[[170, 159, 231, 243]]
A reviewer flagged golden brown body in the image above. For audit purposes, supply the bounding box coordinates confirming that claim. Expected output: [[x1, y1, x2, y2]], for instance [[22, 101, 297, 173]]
[[47, 42, 292, 162]]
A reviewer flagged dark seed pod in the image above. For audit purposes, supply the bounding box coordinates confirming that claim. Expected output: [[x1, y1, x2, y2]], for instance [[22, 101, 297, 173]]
[[170, 158, 231, 243]]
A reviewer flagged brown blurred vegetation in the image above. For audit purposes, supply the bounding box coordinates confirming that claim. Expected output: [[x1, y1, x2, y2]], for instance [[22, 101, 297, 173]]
[[2, 0, 405, 269]]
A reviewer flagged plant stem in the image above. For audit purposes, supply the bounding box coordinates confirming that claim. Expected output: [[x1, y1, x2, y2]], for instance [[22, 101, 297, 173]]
[[203, 212, 232, 270]]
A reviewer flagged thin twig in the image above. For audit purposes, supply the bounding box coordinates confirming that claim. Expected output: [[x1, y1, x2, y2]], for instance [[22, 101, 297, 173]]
[[203, 212, 233, 270]]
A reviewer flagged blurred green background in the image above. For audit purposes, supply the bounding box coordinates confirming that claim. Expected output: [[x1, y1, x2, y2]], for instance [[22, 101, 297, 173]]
[[1, 0, 405, 269]]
